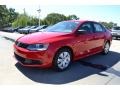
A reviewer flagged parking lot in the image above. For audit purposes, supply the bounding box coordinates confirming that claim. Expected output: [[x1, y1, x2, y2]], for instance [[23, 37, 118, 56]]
[[0, 31, 120, 85]]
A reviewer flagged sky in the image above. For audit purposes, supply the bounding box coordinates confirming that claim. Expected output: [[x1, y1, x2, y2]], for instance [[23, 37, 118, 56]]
[[1, 0, 120, 25]]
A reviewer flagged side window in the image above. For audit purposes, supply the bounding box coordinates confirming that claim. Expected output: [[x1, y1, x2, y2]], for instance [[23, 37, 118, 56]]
[[101, 25, 107, 32], [79, 22, 93, 33], [93, 23, 104, 32]]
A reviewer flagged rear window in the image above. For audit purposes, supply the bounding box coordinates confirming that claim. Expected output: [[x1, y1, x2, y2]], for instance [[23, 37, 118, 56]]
[[113, 27, 120, 30], [93, 23, 104, 32]]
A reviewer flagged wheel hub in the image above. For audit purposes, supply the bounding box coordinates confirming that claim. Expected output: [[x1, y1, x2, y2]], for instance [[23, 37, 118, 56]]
[[57, 51, 71, 69]]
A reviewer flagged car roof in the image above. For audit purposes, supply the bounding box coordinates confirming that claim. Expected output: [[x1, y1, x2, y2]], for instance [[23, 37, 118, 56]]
[[66, 20, 97, 23]]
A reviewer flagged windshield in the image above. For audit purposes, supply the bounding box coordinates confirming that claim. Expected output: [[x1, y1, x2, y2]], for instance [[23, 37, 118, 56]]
[[45, 21, 80, 33], [113, 27, 120, 30]]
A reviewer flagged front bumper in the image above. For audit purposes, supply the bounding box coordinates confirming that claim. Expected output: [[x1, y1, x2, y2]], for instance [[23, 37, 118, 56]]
[[14, 45, 53, 68], [22, 30, 29, 34], [112, 35, 120, 37], [112, 33, 120, 37]]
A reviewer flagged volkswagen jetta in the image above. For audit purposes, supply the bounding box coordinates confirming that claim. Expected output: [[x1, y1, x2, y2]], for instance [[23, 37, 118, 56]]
[[14, 20, 112, 71]]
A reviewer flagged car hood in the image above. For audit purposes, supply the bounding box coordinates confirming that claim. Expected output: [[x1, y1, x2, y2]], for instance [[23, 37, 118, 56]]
[[112, 30, 120, 33], [18, 32, 71, 44], [19, 28, 28, 31], [30, 28, 38, 30]]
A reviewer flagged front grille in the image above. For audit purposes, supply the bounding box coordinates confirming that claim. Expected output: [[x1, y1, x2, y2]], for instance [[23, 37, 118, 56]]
[[14, 53, 42, 65], [15, 41, 29, 48]]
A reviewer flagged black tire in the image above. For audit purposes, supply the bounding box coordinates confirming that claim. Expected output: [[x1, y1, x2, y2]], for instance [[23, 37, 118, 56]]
[[102, 42, 110, 55], [115, 37, 118, 40], [53, 48, 72, 71]]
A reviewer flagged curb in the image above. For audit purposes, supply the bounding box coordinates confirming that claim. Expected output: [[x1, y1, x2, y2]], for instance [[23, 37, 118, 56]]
[[2, 36, 15, 42], [0, 32, 23, 42]]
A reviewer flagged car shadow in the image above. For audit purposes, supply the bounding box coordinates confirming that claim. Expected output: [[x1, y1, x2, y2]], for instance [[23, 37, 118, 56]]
[[15, 51, 120, 84]]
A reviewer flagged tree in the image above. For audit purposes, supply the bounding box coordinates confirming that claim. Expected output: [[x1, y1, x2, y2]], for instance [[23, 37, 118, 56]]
[[12, 14, 39, 27], [42, 13, 68, 25], [100, 21, 117, 29], [0, 5, 9, 28], [28, 17, 38, 26], [8, 8, 18, 25], [12, 14, 29, 27], [0, 5, 18, 28], [41, 13, 80, 25], [67, 15, 79, 20]]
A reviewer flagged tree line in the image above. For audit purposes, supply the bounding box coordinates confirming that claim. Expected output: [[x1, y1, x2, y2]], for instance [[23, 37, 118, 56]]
[[12, 12, 80, 28], [0, 5, 118, 29]]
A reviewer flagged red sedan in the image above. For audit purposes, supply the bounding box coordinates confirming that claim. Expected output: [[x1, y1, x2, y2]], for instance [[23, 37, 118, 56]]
[[14, 20, 112, 71]]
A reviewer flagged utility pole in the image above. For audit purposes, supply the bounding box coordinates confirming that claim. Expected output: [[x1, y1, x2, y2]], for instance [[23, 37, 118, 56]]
[[23, 8, 26, 15], [37, 6, 41, 26]]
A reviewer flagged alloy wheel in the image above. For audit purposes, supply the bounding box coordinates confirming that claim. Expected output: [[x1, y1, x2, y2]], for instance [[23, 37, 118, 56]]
[[57, 51, 71, 70]]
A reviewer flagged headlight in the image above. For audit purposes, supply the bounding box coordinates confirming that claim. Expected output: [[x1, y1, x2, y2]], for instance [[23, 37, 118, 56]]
[[27, 43, 49, 51]]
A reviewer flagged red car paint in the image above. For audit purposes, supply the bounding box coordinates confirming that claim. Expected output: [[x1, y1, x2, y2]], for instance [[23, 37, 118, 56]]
[[14, 20, 112, 68]]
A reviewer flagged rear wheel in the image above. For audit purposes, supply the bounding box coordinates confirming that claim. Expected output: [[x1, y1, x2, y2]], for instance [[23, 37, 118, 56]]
[[53, 48, 72, 71], [102, 42, 110, 55]]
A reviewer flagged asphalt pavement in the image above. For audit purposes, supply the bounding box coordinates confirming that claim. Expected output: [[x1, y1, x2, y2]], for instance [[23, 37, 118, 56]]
[[0, 31, 120, 85]]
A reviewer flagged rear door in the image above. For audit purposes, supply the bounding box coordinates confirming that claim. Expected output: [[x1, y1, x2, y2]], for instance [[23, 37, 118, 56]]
[[92, 22, 106, 52]]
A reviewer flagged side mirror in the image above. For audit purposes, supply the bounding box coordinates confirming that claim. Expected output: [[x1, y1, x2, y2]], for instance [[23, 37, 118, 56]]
[[76, 29, 87, 34]]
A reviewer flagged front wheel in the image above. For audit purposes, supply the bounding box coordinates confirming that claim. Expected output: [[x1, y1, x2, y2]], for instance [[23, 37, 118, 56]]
[[53, 49, 72, 71], [102, 42, 110, 55]]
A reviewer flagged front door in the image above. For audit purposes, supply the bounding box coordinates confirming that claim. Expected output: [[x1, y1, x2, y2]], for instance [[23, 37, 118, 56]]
[[74, 22, 95, 60]]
